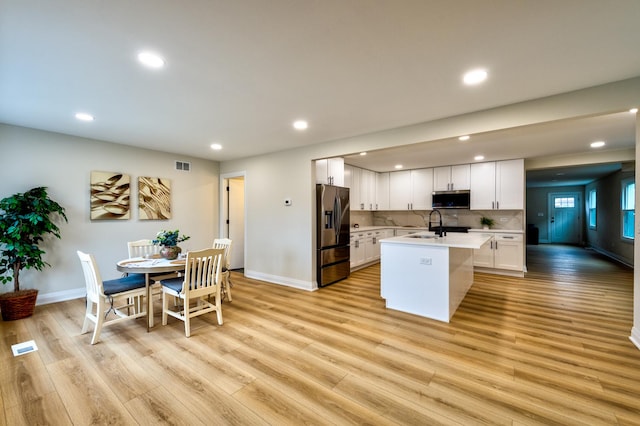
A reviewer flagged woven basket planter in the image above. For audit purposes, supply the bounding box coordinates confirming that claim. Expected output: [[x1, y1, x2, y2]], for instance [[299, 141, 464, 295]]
[[0, 289, 38, 321]]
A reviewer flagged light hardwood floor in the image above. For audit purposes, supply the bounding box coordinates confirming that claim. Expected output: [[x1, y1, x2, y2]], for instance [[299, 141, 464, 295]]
[[1, 245, 639, 425]]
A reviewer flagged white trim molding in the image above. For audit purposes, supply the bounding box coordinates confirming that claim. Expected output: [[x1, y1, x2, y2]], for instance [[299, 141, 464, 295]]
[[36, 287, 85, 305], [630, 327, 640, 351], [244, 270, 316, 291]]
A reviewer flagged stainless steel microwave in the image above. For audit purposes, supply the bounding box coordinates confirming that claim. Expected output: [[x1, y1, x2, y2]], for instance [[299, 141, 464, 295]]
[[432, 190, 470, 209]]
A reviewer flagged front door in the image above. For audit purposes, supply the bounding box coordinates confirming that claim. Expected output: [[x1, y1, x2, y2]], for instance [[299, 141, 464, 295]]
[[548, 192, 582, 244]]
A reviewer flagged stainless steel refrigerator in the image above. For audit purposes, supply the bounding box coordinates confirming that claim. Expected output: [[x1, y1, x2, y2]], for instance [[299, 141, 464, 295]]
[[316, 184, 350, 287]]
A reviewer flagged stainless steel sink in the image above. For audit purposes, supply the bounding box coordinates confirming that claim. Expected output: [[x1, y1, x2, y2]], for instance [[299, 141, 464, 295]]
[[406, 234, 438, 239]]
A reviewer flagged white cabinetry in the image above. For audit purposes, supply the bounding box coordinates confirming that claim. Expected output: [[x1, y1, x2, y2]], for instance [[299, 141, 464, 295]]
[[470, 159, 524, 210], [371, 229, 393, 259], [433, 165, 470, 191], [344, 165, 360, 211], [316, 158, 344, 186], [360, 169, 377, 210], [364, 231, 376, 264], [410, 168, 434, 210], [345, 165, 377, 211], [389, 170, 411, 210], [350, 232, 366, 268], [375, 172, 390, 210], [351, 228, 393, 269], [473, 232, 524, 273], [388, 168, 433, 210]]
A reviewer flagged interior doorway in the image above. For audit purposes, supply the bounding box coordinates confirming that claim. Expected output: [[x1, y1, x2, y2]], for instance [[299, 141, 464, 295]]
[[221, 173, 245, 270], [548, 191, 582, 244]]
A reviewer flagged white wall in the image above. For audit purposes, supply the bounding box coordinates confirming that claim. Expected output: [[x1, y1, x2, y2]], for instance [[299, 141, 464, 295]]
[[0, 124, 219, 303], [221, 148, 316, 289]]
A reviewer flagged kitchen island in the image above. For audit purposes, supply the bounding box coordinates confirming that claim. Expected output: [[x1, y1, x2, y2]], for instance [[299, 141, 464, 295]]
[[380, 231, 491, 322]]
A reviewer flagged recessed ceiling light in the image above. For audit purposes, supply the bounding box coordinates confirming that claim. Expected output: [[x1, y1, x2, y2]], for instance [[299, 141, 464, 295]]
[[474, 155, 484, 161], [463, 69, 488, 85], [293, 120, 308, 130], [137, 51, 165, 68], [75, 112, 94, 121], [394, 164, 403, 169], [630, 108, 638, 114], [359, 152, 367, 156], [458, 135, 470, 141], [590, 141, 606, 148], [210, 143, 222, 150]]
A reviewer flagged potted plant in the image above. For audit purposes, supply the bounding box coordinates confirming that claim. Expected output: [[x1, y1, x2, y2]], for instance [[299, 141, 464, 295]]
[[480, 216, 495, 230], [0, 187, 67, 320], [152, 229, 190, 260]]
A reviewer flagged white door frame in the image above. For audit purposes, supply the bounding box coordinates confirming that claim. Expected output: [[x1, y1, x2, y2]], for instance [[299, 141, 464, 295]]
[[220, 171, 246, 269]]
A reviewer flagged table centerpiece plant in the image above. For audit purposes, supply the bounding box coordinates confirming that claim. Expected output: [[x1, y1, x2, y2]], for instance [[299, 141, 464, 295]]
[[152, 229, 190, 260], [0, 186, 67, 320]]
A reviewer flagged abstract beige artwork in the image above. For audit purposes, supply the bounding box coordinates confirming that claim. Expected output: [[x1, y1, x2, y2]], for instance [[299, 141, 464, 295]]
[[90, 171, 131, 220], [138, 177, 171, 220]]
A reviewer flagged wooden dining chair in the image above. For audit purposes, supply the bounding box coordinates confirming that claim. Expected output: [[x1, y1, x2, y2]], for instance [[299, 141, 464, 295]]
[[159, 248, 225, 337], [77, 250, 147, 345], [127, 239, 180, 293], [212, 238, 233, 301], [127, 239, 160, 258]]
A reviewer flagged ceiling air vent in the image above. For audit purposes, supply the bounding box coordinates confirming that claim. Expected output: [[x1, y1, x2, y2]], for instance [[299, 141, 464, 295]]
[[175, 161, 191, 172]]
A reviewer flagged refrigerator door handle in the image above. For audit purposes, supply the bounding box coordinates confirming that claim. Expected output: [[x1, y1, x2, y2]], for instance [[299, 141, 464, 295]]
[[334, 196, 341, 243]]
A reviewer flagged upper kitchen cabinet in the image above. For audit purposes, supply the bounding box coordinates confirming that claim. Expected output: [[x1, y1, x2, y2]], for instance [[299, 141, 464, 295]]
[[344, 165, 360, 210], [389, 168, 433, 210], [433, 164, 470, 191], [359, 168, 377, 210], [375, 172, 390, 210], [389, 170, 411, 210], [316, 157, 344, 186], [345, 165, 377, 210], [470, 159, 524, 210]]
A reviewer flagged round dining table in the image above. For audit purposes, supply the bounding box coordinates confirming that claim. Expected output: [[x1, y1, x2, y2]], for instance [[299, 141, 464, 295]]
[[116, 257, 186, 331]]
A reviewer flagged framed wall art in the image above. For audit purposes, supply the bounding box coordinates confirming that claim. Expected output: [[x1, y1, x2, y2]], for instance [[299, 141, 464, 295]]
[[90, 171, 131, 220], [138, 176, 171, 220]]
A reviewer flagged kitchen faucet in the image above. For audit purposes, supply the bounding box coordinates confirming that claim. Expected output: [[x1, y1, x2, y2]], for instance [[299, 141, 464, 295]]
[[429, 209, 444, 237]]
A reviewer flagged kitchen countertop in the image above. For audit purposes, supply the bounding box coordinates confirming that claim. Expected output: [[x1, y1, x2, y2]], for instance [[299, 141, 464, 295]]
[[351, 225, 523, 234], [379, 231, 491, 249]]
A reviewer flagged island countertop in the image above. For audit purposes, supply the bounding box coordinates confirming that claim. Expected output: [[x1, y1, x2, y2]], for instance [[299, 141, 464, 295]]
[[380, 231, 491, 250]]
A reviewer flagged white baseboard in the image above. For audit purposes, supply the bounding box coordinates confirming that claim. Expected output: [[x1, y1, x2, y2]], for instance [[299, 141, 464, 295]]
[[243, 270, 316, 291], [588, 246, 633, 268], [37, 287, 85, 305], [630, 327, 640, 351]]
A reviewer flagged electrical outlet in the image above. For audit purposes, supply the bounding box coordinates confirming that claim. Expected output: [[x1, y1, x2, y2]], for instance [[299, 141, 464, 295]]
[[419, 257, 432, 265]]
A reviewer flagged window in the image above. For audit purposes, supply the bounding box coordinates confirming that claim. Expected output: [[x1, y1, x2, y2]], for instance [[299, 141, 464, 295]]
[[588, 189, 597, 229], [554, 197, 575, 208], [621, 179, 635, 240]]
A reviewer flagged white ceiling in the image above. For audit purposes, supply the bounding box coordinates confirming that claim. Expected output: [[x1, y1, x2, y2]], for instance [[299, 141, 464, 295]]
[[1, 1, 639, 181]]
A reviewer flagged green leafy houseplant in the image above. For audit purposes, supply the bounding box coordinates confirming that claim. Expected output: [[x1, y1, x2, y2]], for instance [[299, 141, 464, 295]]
[[0, 187, 67, 320], [152, 229, 190, 260], [480, 216, 495, 228], [152, 229, 190, 247]]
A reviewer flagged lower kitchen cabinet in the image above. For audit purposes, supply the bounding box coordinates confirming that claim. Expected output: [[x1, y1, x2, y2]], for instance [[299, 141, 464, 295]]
[[351, 229, 393, 270], [473, 232, 524, 275], [350, 232, 366, 268]]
